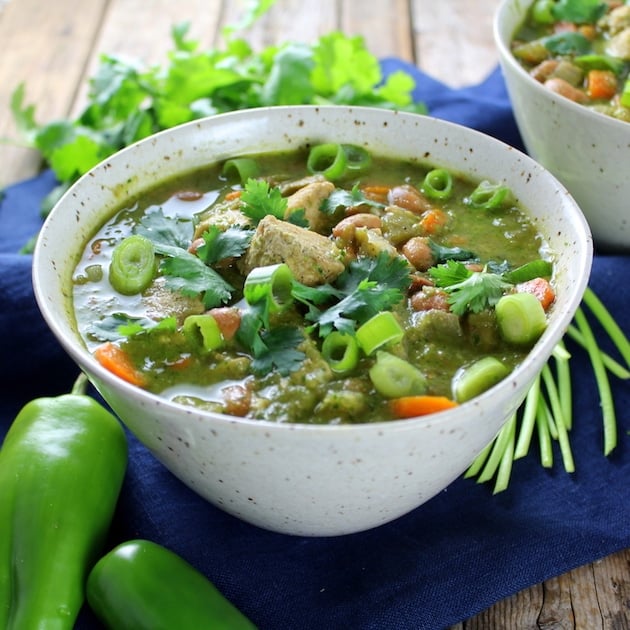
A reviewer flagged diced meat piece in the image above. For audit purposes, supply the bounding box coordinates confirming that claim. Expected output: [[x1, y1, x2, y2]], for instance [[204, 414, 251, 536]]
[[277, 174, 327, 195], [601, 6, 630, 35], [241, 215, 345, 286], [285, 180, 336, 233], [193, 197, 252, 240], [143, 277, 205, 323], [607, 28, 630, 60]]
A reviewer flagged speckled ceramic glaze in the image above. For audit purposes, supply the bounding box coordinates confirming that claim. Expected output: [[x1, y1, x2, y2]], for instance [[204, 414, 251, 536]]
[[33, 106, 592, 536], [495, 0, 630, 253]]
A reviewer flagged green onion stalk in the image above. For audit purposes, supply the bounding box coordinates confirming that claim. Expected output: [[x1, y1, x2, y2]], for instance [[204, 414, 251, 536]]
[[466, 287, 630, 493]]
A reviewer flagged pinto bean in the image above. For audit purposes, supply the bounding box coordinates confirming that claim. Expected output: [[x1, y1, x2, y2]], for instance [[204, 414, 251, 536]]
[[530, 59, 559, 83], [544, 77, 589, 104], [331, 213, 382, 240], [401, 236, 435, 271], [387, 185, 433, 214], [410, 287, 451, 312]]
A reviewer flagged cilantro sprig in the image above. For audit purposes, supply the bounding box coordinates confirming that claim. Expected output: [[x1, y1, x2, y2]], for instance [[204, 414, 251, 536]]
[[240, 179, 287, 223], [134, 209, 248, 309], [428, 258, 554, 316], [12, 4, 426, 240], [320, 183, 386, 215], [294, 252, 411, 336], [429, 260, 513, 316]]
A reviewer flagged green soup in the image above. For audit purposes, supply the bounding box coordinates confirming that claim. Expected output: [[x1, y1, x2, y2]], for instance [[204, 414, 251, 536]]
[[72, 145, 553, 424], [511, 1, 630, 122]]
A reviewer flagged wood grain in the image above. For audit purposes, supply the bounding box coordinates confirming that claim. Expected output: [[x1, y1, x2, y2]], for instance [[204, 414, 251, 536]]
[[0, 1, 628, 627], [0, 0, 106, 185]]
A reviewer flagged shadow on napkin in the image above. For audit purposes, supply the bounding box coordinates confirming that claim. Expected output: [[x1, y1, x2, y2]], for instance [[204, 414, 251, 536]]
[[0, 64, 628, 630]]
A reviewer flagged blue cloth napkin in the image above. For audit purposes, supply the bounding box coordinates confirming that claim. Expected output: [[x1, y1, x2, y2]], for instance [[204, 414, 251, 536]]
[[1, 61, 629, 630]]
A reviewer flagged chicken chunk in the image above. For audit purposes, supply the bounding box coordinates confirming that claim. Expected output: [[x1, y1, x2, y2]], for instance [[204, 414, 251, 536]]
[[284, 180, 336, 233], [241, 215, 345, 286], [193, 196, 252, 240]]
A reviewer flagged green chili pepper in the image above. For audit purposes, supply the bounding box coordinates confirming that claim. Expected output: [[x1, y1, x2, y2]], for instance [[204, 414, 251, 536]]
[[86, 539, 257, 630], [0, 375, 128, 630]]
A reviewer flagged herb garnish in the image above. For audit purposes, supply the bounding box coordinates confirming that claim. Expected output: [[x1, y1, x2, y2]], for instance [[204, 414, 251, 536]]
[[429, 259, 554, 317], [293, 252, 411, 336]]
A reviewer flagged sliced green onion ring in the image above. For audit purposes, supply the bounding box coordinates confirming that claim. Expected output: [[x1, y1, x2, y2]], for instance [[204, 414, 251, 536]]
[[422, 168, 453, 200], [496, 292, 547, 347], [368, 351, 427, 398], [221, 158, 260, 184], [183, 314, 223, 352], [109, 234, 155, 296], [243, 263, 294, 314], [355, 311, 404, 355], [321, 332, 359, 374], [306, 143, 348, 180], [452, 356, 509, 403], [465, 180, 512, 210], [341, 144, 372, 172]]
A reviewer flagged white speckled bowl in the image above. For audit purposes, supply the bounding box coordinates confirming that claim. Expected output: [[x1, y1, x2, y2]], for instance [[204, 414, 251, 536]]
[[33, 106, 592, 536], [494, 0, 630, 253]]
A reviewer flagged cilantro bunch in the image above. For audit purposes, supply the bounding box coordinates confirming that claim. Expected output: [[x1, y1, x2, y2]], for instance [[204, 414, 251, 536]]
[[11, 6, 426, 222]]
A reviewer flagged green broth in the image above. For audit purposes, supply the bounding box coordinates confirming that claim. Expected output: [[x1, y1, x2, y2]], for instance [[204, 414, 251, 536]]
[[73, 147, 552, 424]]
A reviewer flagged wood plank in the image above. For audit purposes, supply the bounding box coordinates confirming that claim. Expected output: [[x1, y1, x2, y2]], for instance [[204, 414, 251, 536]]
[[0, 0, 107, 187], [218, 0, 338, 50], [411, 0, 501, 86], [340, 0, 414, 62]]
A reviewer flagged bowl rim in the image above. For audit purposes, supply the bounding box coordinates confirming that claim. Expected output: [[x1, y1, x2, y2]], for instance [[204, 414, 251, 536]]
[[32, 104, 593, 434], [493, 0, 630, 133]]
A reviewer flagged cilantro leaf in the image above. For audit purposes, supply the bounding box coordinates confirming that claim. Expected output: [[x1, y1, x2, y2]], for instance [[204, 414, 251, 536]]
[[311, 32, 382, 98], [160, 251, 234, 308], [429, 260, 512, 316], [551, 0, 607, 24], [299, 252, 411, 337], [251, 327, 306, 376], [196, 225, 253, 264], [260, 43, 316, 106], [240, 178, 287, 222], [236, 305, 306, 376], [135, 208, 193, 253], [543, 32, 591, 56], [320, 184, 385, 215]]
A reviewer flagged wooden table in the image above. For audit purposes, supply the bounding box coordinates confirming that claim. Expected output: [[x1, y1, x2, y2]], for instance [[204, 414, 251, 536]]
[[1, 1, 628, 627]]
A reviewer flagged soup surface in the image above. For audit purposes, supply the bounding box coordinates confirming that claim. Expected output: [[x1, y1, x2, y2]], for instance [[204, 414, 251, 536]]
[[73, 146, 554, 424], [511, 0, 630, 122]]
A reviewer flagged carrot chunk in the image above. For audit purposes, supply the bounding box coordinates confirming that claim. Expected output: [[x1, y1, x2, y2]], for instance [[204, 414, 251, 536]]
[[224, 189, 242, 201], [586, 69, 618, 101], [94, 342, 147, 387], [515, 277, 556, 311], [389, 395, 459, 419], [420, 208, 448, 235]]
